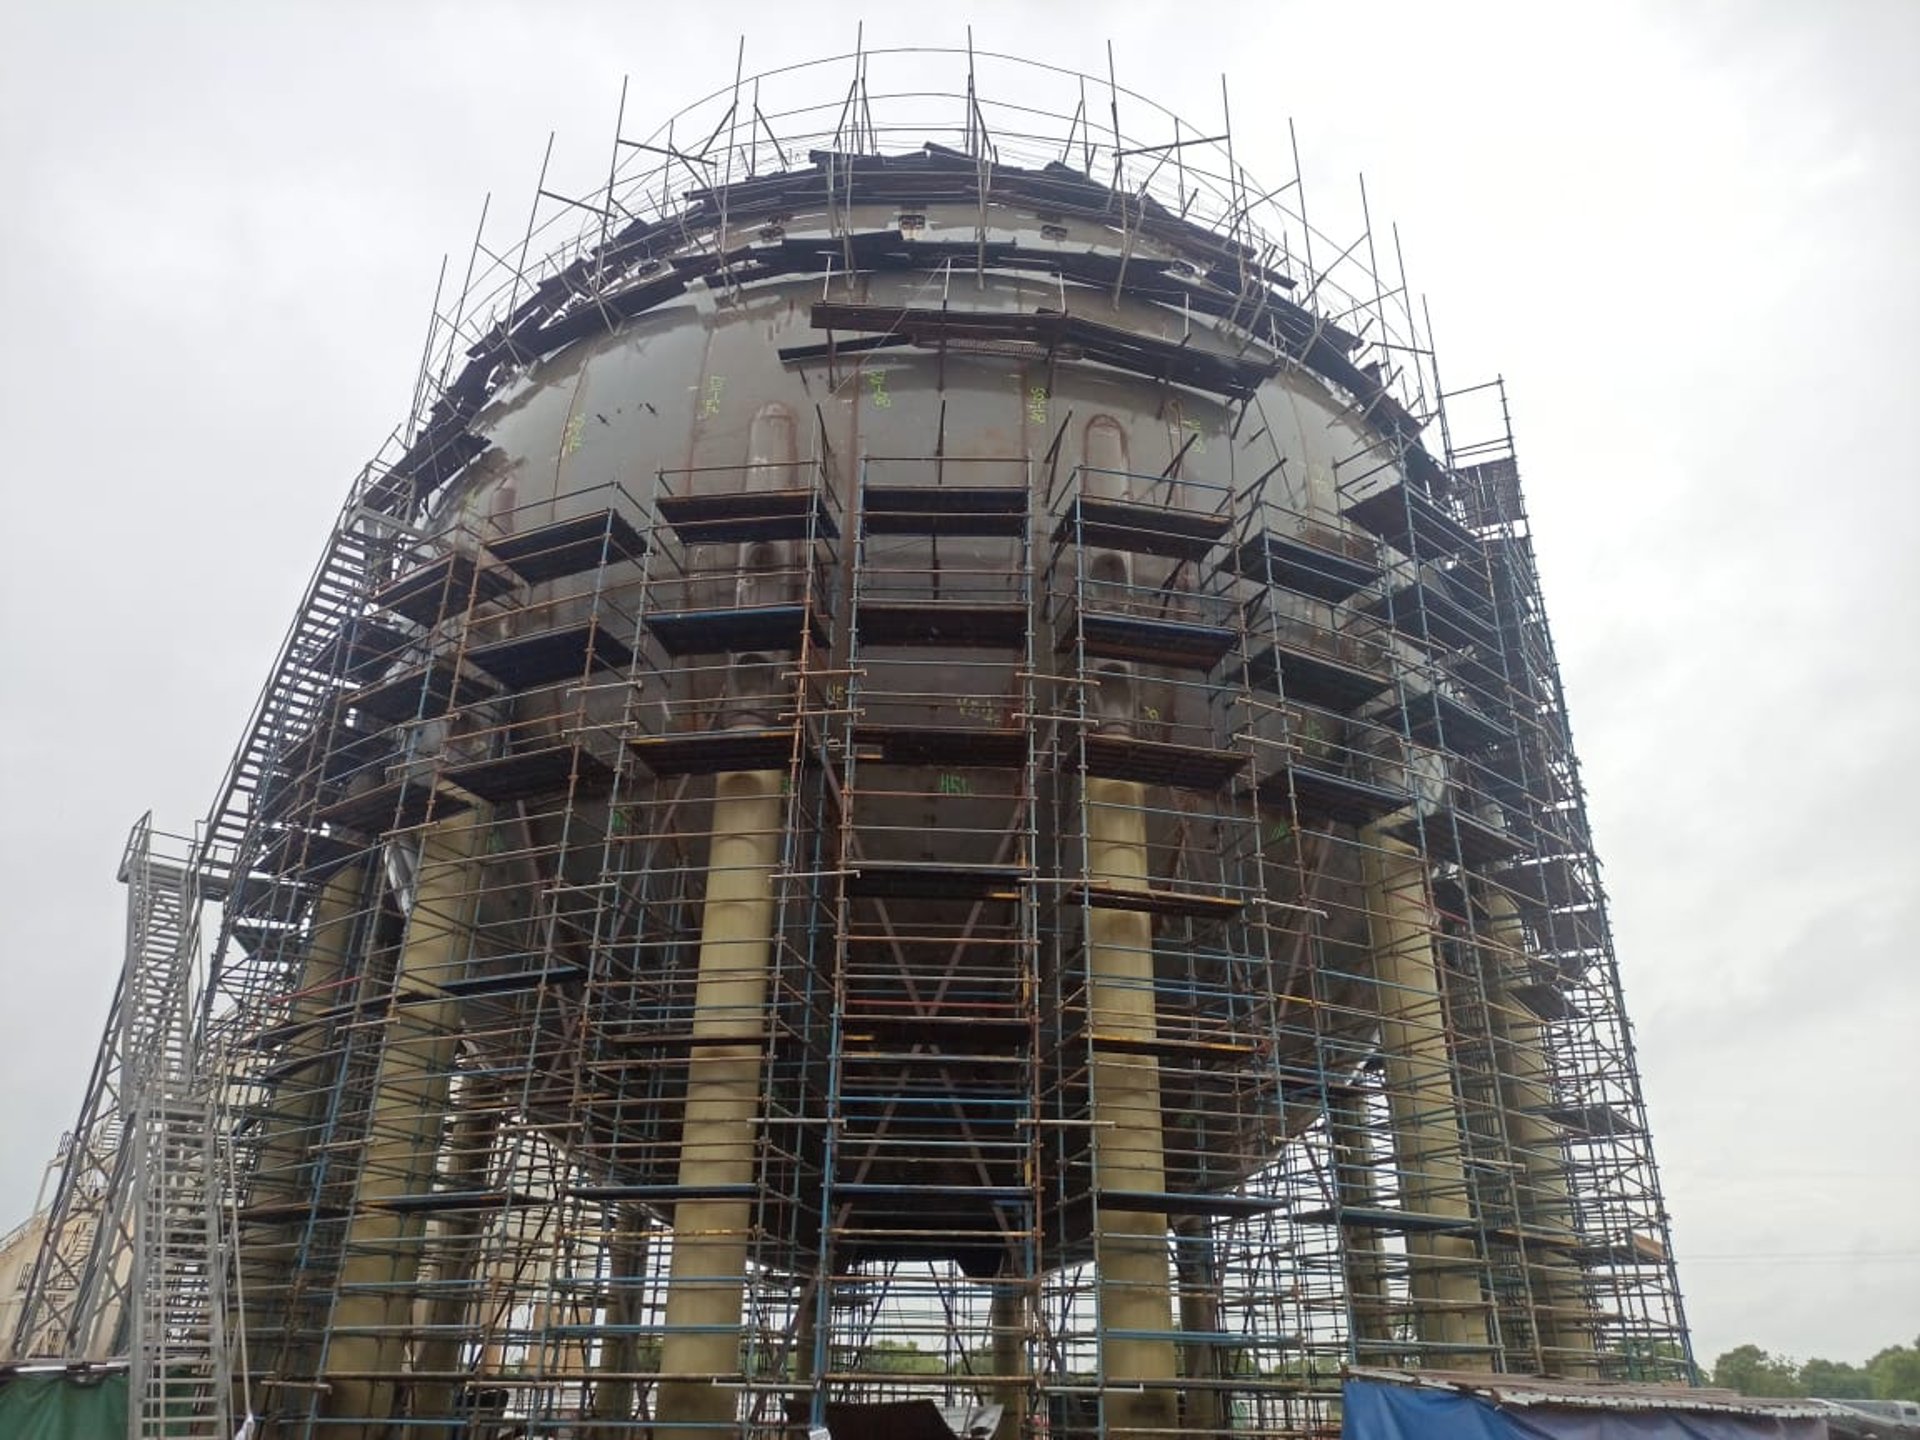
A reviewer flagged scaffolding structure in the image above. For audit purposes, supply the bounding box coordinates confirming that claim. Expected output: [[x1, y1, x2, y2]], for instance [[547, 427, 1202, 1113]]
[[10, 817, 229, 1438], [15, 44, 1692, 1440]]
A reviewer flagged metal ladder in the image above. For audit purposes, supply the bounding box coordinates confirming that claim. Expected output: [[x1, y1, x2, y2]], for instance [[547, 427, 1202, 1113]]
[[120, 819, 230, 1440]]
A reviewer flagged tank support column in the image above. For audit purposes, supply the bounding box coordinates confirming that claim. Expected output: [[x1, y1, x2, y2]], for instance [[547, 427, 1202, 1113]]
[[587, 1205, 650, 1421], [325, 810, 484, 1431], [1174, 1216, 1226, 1434], [656, 768, 784, 1440], [989, 1280, 1026, 1440], [249, 864, 364, 1205], [1480, 887, 1598, 1374], [1086, 776, 1179, 1435], [1328, 1089, 1391, 1349], [411, 1076, 504, 1436], [236, 861, 365, 1420], [1360, 830, 1489, 1364]]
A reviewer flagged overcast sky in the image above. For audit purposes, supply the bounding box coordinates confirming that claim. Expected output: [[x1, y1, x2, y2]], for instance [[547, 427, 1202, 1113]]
[[1, 0, 1914, 1372]]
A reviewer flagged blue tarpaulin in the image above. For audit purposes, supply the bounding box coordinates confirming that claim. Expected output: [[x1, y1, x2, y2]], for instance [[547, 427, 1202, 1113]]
[[1342, 1379, 1828, 1440]]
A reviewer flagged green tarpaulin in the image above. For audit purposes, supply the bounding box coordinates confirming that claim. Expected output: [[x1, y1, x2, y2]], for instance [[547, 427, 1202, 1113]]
[[0, 1370, 128, 1439]]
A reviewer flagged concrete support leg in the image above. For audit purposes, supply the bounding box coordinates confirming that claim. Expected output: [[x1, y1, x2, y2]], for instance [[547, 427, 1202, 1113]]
[[1359, 832, 1488, 1365], [325, 812, 484, 1433], [1480, 888, 1598, 1375], [240, 861, 366, 1372], [1085, 776, 1178, 1436], [411, 1078, 504, 1436], [1327, 1090, 1391, 1350], [792, 1280, 819, 1389], [590, 1206, 651, 1422], [989, 1281, 1027, 1440], [1173, 1217, 1226, 1434], [656, 769, 785, 1440]]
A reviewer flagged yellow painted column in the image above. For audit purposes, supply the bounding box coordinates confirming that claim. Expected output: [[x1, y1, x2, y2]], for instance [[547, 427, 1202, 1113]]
[[1085, 776, 1179, 1436], [590, 1205, 651, 1422], [1326, 1090, 1391, 1349], [989, 1281, 1027, 1440], [1480, 888, 1598, 1374], [240, 861, 365, 1357], [792, 1281, 819, 1388], [655, 768, 785, 1440], [1359, 830, 1489, 1365], [325, 810, 485, 1432], [1173, 1217, 1226, 1435], [252, 865, 365, 1200], [410, 1078, 504, 1436]]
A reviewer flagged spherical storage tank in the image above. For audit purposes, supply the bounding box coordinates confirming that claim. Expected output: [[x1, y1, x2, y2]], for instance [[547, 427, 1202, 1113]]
[[206, 46, 1578, 1439]]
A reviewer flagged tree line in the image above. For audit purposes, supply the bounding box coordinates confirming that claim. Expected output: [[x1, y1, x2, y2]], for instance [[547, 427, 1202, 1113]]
[[1712, 1336, 1920, 1402]]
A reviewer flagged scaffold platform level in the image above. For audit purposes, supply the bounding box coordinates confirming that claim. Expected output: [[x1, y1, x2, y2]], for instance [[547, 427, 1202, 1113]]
[[1544, 1104, 1642, 1139], [1449, 647, 1514, 701], [568, 1184, 760, 1204], [1387, 809, 1522, 867], [275, 716, 390, 785], [1496, 856, 1596, 910], [368, 551, 514, 626], [346, 657, 496, 724], [308, 618, 413, 683], [654, 488, 840, 545], [1230, 531, 1381, 602], [1364, 577, 1499, 654], [1294, 1207, 1479, 1234], [435, 964, 584, 1000], [861, 484, 1029, 536], [852, 725, 1028, 768], [1068, 611, 1238, 671], [809, 302, 1276, 401], [255, 827, 359, 879], [464, 622, 635, 689], [626, 728, 796, 776], [845, 862, 1028, 902], [856, 600, 1029, 649], [843, 1028, 1033, 1057], [1091, 1189, 1288, 1220], [483, 507, 647, 583], [1238, 641, 1393, 712], [1080, 733, 1247, 789], [443, 744, 615, 804], [1089, 1031, 1257, 1062], [1054, 497, 1233, 561], [1343, 479, 1480, 557], [1389, 686, 1512, 752], [373, 1188, 546, 1216], [312, 778, 469, 836], [1069, 881, 1243, 919], [641, 602, 828, 656], [1508, 979, 1581, 1021], [1255, 761, 1410, 827]]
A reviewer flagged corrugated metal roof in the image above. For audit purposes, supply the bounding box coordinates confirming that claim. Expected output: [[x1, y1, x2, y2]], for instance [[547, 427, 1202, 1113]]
[[1348, 1367, 1832, 1419]]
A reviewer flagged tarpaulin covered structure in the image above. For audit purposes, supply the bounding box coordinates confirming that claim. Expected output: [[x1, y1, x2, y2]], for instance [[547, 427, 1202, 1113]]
[[1343, 1372, 1829, 1440], [0, 1366, 128, 1440]]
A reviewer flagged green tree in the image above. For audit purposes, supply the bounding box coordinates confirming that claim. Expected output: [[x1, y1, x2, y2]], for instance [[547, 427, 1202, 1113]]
[[862, 1340, 946, 1375], [1800, 1357, 1874, 1399], [1712, 1344, 1806, 1398], [1617, 1339, 1700, 1384], [1867, 1337, 1920, 1403]]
